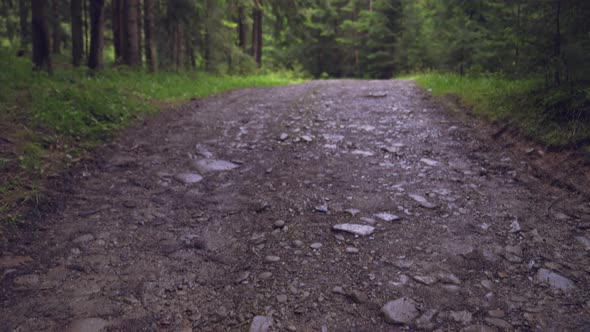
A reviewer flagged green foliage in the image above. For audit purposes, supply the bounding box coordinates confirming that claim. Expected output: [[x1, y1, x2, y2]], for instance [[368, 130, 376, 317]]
[[412, 73, 590, 148], [0, 48, 302, 223]]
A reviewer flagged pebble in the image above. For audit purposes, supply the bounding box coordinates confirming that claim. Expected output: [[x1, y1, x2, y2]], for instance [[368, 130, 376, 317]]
[[481, 279, 493, 290], [293, 240, 304, 248], [413, 275, 437, 285], [438, 272, 461, 285], [416, 309, 438, 330], [408, 194, 437, 209], [279, 133, 289, 141], [67, 318, 109, 332], [264, 255, 280, 263], [460, 326, 498, 332], [347, 290, 368, 303], [310, 243, 323, 250], [258, 272, 273, 280], [332, 224, 375, 236], [344, 209, 361, 216], [332, 286, 346, 294], [488, 309, 505, 318], [374, 212, 400, 222], [190, 159, 239, 173], [450, 310, 473, 324], [276, 294, 288, 303], [301, 135, 313, 142], [274, 220, 286, 228], [315, 204, 329, 213], [420, 158, 439, 166], [73, 234, 95, 243], [381, 297, 419, 325], [535, 268, 575, 292], [484, 318, 511, 329], [360, 217, 377, 225], [575, 236, 590, 250], [173, 172, 203, 184], [236, 271, 250, 283], [249, 316, 273, 332], [346, 247, 359, 254]]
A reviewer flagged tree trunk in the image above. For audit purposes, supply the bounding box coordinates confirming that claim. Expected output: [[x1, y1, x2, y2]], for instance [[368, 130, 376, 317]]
[[84, 0, 89, 57], [136, 1, 142, 64], [31, 0, 52, 73], [237, 5, 247, 52], [87, 0, 105, 69], [144, 0, 157, 72], [51, 0, 61, 54], [19, 0, 29, 49], [553, 0, 562, 85], [71, 0, 83, 67], [124, 0, 141, 66], [251, 2, 262, 67], [112, 0, 123, 63]]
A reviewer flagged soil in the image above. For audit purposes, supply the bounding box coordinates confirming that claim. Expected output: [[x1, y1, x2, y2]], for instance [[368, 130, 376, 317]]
[[1, 80, 589, 332]]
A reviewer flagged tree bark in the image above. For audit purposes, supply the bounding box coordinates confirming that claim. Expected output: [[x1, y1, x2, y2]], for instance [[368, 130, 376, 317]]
[[144, 0, 157, 72], [87, 0, 105, 69], [19, 0, 29, 49], [112, 0, 124, 63], [251, 1, 262, 67], [51, 0, 61, 54], [71, 0, 83, 66], [83, 0, 89, 57], [553, 0, 562, 85], [124, 0, 141, 66], [31, 0, 52, 73], [237, 5, 247, 52]]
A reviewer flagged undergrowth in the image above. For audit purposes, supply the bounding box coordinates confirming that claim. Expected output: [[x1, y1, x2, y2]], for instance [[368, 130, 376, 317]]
[[0, 49, 302, 225], [407, 73, 590, 149]]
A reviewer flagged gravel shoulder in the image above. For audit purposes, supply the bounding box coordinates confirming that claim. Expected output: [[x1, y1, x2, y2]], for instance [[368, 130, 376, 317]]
[[1, 80, 589, 331]]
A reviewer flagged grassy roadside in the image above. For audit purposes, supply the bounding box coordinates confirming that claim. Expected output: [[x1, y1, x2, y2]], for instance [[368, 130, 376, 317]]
[[0, 50, 303, 225], [406, 73, 590, 151]]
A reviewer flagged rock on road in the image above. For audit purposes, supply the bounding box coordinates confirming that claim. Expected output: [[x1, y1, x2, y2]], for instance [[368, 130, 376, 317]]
[[1, 80, 589, 331]]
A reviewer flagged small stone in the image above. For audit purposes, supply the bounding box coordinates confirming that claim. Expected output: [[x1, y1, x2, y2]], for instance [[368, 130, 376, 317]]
[[71, 248, 81, 255], [347, 290, 368, 304], [250, 233, 266, 245], [274, 220, 286, 228], [287, 325, 297, 331], [438, 272, 461, 285], [460, 325, 498, 332], [408, 194, 437, 209], [484, 318, 511, 329], [258, 272, 273, 280], [67, 318, 109, 332], [279, 133, 289, 141], [190, 159, 239, 173], [73, 234, 95, 243], [173, 173, 203, 184], [333, 224, 375, 236], [420, 158, 439, 166], [488, 309, 505, 318], [575, 236, 590, 250], [293, 240, 304, 248], [264, 255, 280, 263], [381, 297, 419, 325], [413, 275, 437, 285], [301, 135, 313, 142], [535, 268, 575, 292], [346, 247, 359, 254], [276, 294, 288, 303], [332, 286, 346, 295], [416, 309, 438, 329], [344, 209, 361, 216], [374, 212, 400, 222], [450, 311, 473, 324], [310, 243, 323, 250], [481, 280, 494, 290], [509, 219, 521, 233], [360, 217, 377, 225], [315, 204, 329, 213], [236, 271, 250, 283], [249, 316, 273, 332]]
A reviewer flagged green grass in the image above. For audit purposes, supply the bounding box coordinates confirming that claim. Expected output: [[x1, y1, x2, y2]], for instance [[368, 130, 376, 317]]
[[406, 72, 590, 149], [0, 48, 303, 224]]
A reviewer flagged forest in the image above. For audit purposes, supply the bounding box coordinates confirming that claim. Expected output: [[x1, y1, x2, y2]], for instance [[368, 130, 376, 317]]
[[0, 0, 588, 81], [0, 0, 589, 223]]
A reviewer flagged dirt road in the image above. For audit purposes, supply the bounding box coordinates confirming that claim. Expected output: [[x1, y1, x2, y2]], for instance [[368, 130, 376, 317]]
[[1, 80, 589, 331]]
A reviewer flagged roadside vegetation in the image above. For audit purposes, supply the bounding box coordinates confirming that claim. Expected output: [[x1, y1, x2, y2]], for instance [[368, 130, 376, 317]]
[[408, 73, 590, 151], [0, 50, 301, 224]]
